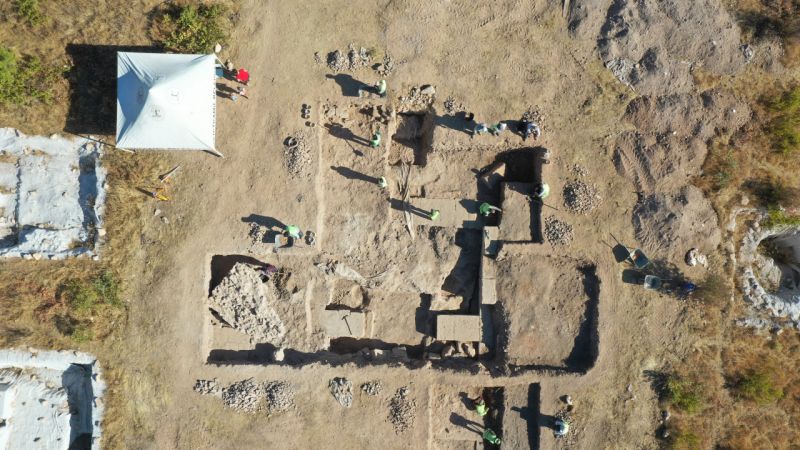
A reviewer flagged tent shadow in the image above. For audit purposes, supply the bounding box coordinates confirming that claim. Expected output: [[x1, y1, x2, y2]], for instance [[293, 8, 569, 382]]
[[64, 44, 160, 135]]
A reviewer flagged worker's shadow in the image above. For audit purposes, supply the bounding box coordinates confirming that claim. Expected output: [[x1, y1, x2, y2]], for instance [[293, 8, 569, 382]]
[[449, 412, 483, 435], [435, 112, 472, 135], [241, 214, 286, 242], [389, 199, 433, 219], [215, 82, 239, 99], [331, 166, 378, 184], [326, 73, 371, 97], [325, 123, 371, 147]]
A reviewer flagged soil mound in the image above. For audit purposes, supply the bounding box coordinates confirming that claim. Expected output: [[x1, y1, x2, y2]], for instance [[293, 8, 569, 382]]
[[632, 186, 721, 260], [597, 0, 746, 94]]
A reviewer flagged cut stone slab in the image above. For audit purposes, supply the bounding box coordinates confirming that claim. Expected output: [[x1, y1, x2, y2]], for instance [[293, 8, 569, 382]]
[[436, 314, 481, 341], [480, 257, 497, 305], [483, 226, 499, 256], [408, 198, 481, 229], [321, 309, 366, 338], [499, 182, 535, 242], [430, 293, 465, 311]]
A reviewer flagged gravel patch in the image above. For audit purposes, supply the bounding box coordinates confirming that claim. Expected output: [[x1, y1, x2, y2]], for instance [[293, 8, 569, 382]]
[[193, 379, 220, 396], [563, 180, 601, 214], [264, 380, 295, 414], [544, 216, 574, 246], [329, 377, 353, 408], [284, 131, 312, 178], [221, 379, 264, 413], [361, 381, 383, 396], [388, 386, 416, 433]]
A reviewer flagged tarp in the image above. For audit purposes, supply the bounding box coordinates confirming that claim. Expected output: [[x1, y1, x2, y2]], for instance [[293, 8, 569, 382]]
[[116, 52, 217, 151]]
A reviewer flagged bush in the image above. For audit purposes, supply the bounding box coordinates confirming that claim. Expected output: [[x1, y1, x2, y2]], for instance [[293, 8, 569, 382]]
[[767, 87, 800, 156], [0, 46, 61, 105], [736, 371, 784, 405], [670, 430, 701, 450], [14, 0, 45, 26], [666, 376, 705, 414], [763, 207, 800, 228], [159, 3, 231, 53], [62, 271, 121, 316]]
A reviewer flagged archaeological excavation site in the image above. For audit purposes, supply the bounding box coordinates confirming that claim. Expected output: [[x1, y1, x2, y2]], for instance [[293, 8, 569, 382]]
[[3, 0, 799, 448]]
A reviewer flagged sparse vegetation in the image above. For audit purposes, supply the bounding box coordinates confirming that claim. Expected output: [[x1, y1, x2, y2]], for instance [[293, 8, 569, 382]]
[[767, 86, 800, 156], [693, 273, 729, 308], [57, 271, 122, 342], [763, 207, 800, 228], [736, 370, 784, 405], [666, 375, 705, 414], [0, 46, 61, 105], [14, 0, 45, 26], [670, 429, 701, 450], [62, 271, 121, 315], [156, 3, 231, 53]]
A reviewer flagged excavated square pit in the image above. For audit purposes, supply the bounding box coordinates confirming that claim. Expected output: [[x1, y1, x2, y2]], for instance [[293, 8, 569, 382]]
[[496, 256, 599, 372]]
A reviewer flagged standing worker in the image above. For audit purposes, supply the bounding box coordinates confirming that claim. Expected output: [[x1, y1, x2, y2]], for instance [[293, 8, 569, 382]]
[[479, 202, 502, 217], [377, 176, 388, 189], [375, 79, 387, 97], [474, 397, 489, 417], [482, 428, 502, 445], [472, 122, 489, 137], [370, 129, 382, 148], [429, 209, 440, 221], [489, 122, 507, 136], [521, 121, 541, 141]]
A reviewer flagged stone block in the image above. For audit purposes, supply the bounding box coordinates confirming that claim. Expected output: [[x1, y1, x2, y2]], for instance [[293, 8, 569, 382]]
[[321, 309, 366, 338], [436, 314, 481, 342]]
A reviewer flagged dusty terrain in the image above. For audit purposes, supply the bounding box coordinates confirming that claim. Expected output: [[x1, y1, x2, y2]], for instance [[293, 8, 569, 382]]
[[0, 0, 799, 449]]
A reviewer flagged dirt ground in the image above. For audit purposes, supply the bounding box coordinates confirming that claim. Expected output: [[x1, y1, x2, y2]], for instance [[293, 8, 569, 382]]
[[1, 0, 799, 449]]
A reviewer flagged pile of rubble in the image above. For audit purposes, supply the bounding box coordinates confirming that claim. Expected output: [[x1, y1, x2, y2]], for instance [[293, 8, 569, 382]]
[[264, 380, 295, 414], [563, 180, 602, 214], [361, 381, 383, 396], [388, 386, 416, 433], [327, 45, 371, 72], [221, 379, 264, 413], [399, 85, 436, 111], [545, 216, 574, 246], [283, 131, 313, 178], [329, 377, 353, 408], [202, 378, 295, 414], [208, 263, 287, 345], [193, 379, 220, 396]]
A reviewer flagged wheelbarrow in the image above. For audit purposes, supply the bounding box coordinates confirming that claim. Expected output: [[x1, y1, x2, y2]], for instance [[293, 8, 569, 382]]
[[625, 247, 650, 269]]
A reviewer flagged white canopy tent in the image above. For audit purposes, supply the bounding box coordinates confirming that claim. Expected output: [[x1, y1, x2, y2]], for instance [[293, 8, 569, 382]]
[[116, 52, 219, 153]]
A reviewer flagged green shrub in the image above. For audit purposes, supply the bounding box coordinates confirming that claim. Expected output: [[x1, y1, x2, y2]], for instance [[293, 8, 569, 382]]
[[70, 323, 94, 343], [762, 207, 800, 228], [670, 430, 701, 450], [666, 376, 705, 414], [14, 0, 45, 26], [0, 46, 61, 105], [736, 371, 783, 405], [62, 271, 121, 316], [160, 3, 230, 53], [767, 87, 800, 156]]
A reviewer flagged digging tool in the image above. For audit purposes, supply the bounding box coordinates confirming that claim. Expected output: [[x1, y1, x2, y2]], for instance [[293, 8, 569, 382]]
[[159, 165, 181, 182], [342, 315, 352, 335]]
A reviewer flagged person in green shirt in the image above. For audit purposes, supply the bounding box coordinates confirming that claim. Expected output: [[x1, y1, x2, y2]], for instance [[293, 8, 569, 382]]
[[475, 399, 488, 417], [482, 428, 502, 445], [283, 225, 302, 240], [377, 176, 388, 189], [479, 202, 501, 217], [375, 79, 387, 97], [370, 129, 382, 148], [429, 209, 440, 221]]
